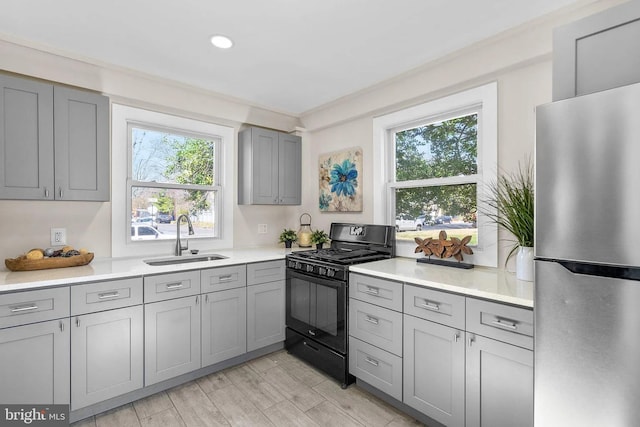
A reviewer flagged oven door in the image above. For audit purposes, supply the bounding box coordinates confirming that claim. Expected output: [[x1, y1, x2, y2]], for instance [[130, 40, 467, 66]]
[[286, 268, 347, 354]]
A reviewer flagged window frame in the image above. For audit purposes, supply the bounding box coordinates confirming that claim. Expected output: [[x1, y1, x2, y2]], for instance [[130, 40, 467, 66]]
[[372, 83, 497, 267], [112, 104, 234, 258]]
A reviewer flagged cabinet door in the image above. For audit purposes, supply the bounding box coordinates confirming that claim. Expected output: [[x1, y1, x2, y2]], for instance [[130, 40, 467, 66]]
[[202, 288, 247, 366], [145, 295, 201, 386], [403, 314, 465, 427], [71, 306, 143, 410], [466, 335, 533, 427], [0, 74, 54, 200], [0, 318, 70, 404], [250, 127, 280, 204], [247, 280, 285, 351], [278, 133, 301, 205], [54, 86, 109, 201]]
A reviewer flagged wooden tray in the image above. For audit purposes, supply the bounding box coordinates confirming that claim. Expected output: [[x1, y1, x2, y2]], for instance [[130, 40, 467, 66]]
[[5, 253, 94, 271]]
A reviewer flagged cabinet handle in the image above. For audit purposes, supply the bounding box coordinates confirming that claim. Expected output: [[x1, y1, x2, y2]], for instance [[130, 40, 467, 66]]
[[166, 282, 184, 290], [491, 318, 518, 330], [219, 275, 233, 282], [59, 321, 65, 332], [418, 300, 440, 311], [44, 187, 49, 198], [205, 294, 209, 303], [10, 304, 39, 313], [196, 296, 199, 305], [364, 357, 379, 367], [98, 291, 120, 300], [363, 286, 380, 296], [468, 337, 474, 347], [76, 317, 80, 327], [454, 333, 460, 343], [364, 315, 379, 325], [58, 187, 63, 199]]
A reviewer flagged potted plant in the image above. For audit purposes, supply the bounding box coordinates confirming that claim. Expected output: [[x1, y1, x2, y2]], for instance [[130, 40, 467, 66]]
[[484, 159, 534, 281], [310, 229, 330, 249], [279, 228, 298, 248]]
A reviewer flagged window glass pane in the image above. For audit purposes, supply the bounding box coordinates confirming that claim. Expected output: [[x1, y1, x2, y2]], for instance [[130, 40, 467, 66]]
[[131, 186, 216, 240], [394, 184, 477, 244], [395, 114, 477, 181], [132, 127, 216, 185]]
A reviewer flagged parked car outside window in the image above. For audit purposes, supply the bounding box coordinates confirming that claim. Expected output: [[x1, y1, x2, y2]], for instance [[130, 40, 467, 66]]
[[434, 215, 452, 224], [131, 224, 162, 240], [134, 216, 158, 229], [395, 213, 417, 231], [157, 213, 173, 224]]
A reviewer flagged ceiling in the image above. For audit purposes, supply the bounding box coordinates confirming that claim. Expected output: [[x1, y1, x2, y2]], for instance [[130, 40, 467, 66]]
[[0, 0, 583, 115]]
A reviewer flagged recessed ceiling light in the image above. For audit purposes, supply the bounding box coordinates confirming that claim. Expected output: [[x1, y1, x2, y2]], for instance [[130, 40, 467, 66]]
[[210, 35, 234, 49]]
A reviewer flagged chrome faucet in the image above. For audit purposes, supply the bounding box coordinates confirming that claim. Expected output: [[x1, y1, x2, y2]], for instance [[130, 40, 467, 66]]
[[175, 214, 195, 256]]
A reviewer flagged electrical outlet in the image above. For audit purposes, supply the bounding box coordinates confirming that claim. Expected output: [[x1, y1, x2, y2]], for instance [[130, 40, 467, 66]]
[[51, 228, 67, 246], [258, 224, 268, 234]]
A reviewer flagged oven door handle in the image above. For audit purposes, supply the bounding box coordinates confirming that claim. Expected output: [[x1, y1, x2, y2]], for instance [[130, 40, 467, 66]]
[[286, 268, 346, 289]]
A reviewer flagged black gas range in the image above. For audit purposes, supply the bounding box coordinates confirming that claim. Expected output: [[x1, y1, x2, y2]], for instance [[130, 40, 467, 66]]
[[285, 223, 395, 388]]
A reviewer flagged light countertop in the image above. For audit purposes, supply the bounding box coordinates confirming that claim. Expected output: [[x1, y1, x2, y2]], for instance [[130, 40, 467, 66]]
[[0, 248, 295, 293], [350, 258, 534, 308], [1, 251, 534, 308]]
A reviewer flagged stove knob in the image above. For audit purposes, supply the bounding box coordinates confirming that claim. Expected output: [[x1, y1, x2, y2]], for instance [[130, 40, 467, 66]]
[[326, 268, 335, 278], [288, 260, 296, 268], [318, 267, 327, 276], [295, 262, 302, 270], [306, 264, 315, 273]]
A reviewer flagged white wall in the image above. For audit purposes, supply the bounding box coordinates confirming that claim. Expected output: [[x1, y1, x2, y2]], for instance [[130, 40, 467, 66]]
[[296, 0, 626, 270]]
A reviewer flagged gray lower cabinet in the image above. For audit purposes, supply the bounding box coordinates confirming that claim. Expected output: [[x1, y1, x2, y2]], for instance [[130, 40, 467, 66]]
[[0, 318, 70, 404], [202, 287, 247, 366], [145, 295, 201, 386], [238, 126, 301, 205], [71, 306, 143, 410], [0, 72, 109, 201], [403, 314, 465, 427], [465, 335, 533, 427], [247, 280, 285, 352]]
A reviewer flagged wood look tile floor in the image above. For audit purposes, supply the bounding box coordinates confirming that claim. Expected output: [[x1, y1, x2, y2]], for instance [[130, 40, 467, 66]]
[[71, 350, 425, 427]]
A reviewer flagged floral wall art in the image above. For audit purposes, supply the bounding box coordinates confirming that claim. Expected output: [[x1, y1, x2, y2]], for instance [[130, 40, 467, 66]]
[[319, 147, 363, 212]]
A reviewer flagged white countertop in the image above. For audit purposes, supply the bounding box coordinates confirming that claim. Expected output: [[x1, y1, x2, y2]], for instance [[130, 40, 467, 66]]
[[350, 258, 534, 308], [0, 248, 295, 293]]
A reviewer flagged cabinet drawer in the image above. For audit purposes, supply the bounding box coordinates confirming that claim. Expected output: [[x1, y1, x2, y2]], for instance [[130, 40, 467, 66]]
[[144, 271, 200, 303], [349, 336, 402, 401], [349, 273, 402, 311], [0, 287, 69, 329], [71, 277, 143, 315], [247, 260, 285, 286], [404, 285, 465, 329], [466, 298, 533, 350], [201, 265, 246, 292], [349, 299, 402, 356]]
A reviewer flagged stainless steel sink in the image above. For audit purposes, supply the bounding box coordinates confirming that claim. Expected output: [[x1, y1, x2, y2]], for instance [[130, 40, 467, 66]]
[[144, 254, 227, 266]]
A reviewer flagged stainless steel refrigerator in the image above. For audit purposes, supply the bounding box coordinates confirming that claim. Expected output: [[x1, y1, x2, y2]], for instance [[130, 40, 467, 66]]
[[535, 82, 640, 426]]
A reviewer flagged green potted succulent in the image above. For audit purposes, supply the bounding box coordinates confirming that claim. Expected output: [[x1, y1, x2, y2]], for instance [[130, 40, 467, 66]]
[[279, 228, 298, 248], [484, 159, 534, 281], [310, 229, 330, 250]]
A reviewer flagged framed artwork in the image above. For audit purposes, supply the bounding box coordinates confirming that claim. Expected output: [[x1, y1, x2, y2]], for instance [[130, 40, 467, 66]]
[[319, 147, 363, 212]]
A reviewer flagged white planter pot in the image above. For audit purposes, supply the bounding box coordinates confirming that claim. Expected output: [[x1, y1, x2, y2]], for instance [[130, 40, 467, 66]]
[[516, 246, 534, 281]]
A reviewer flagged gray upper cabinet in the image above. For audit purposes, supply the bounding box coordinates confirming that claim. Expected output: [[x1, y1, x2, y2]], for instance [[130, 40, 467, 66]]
[[553, 1, 640, 101], [238, 126, 301, 205], [0, 73, 109, 201], [54, 86, 109, 201], [0, 74, 54, 200]]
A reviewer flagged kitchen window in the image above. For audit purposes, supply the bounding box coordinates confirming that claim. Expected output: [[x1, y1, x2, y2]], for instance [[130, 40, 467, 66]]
[[112, 104, 234, 257], [373, 83, 497, 267]]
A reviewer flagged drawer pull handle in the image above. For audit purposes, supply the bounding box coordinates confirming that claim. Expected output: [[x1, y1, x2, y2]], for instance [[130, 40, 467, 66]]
[[166, 283, 184, 290], [492, 319, 518, 330], [364, 315, 379, 325], [10, 304, 39, 313], [303, 341, 320, 352], [364, 357, 379, 367], [98, 292, 120, 300], [418, 300, 440, 311], [219, 275, 233, 282], [364, 286, 380, 296]]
